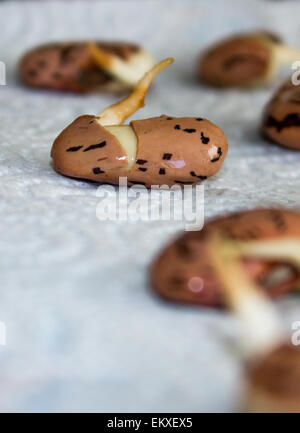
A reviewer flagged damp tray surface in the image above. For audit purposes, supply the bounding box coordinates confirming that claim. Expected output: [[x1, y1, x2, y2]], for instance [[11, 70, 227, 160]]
[[0, 0, 300, 412]]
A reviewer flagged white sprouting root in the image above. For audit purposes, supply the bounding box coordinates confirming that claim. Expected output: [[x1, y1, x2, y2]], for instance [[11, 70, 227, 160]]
[[207, 233, 284, 359], [235, 238, 300, 270], [250, 35, 300, 84], [96, 57, 174, 127], [104, 125, 137, 170], [263, 39, 300, 83], [88, 42, 155, 87], [273, 44, 300, 67]]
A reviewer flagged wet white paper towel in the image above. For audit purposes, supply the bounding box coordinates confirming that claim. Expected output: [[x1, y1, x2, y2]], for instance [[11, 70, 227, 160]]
[[0, 0, 300, 412]]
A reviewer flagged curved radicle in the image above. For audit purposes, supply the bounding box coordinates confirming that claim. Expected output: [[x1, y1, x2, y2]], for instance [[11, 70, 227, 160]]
[[96, 58, 174, 127], [206, 233, 300, 357]]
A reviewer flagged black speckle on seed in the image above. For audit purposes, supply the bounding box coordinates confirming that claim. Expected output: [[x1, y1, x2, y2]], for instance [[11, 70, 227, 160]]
[[190, 171, 206, 180], [93, 167, 105, 174], [37, 60, 46, 68], [175, 180, 194, 185], [60, 45, 75, 64], [166, 117, 173, 120], [176, 241, 193, 258], [269, 209, 286, 232], [174, 124, 181, 130], [89, 120, 94, 124], [136, 159, 148, 165], [171, 276, 184, 284], [245, 230, 259, 240], [83, 141, 107, 152], [183, 128, 196, 133], [28, 69, 37, 77], [66, 145, 83, 152], [52, 72, 62, 80], [196, 118, 203, 121], [159, 168, 166, 175], [163, 153, 172, 160], [138, 167, 147, 172], [211, 147, 222, 162], [224, 54, 261, 70], [264, 113, 300, 132], [200, 132, 210, 144], [169, 275, 185, 288]]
